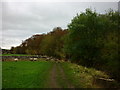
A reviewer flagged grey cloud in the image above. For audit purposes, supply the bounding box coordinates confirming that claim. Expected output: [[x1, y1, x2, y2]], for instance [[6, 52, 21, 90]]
[[1, 2, 118, 49]]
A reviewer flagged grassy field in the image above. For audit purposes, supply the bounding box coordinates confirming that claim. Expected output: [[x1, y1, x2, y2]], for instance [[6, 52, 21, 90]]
[[1, 54, 34, 56], [2, 60, 115, 88], [2, 60, 53, 88]]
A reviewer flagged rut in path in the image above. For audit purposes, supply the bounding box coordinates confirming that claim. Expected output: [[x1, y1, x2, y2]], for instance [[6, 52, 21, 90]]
[[49, 62, 74, 88], [57, 63, 74, 88], [49, 63, 60, 88]]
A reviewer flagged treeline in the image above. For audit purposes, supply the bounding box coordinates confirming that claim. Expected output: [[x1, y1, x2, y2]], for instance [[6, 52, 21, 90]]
[[11, 27, 68, 59], [10, 9, 120, 81]]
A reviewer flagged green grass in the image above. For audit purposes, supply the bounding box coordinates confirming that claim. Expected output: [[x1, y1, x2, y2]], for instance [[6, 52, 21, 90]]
[[2, 60, 112, 88], [1, 54, 35, 56], [2, 60, 53, 88], [56, 64, 70, 88], [60, 62, 109, 88]]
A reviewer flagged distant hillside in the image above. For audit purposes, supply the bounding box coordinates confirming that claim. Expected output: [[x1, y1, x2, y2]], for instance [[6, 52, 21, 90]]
[[10, 27, 68, 58]]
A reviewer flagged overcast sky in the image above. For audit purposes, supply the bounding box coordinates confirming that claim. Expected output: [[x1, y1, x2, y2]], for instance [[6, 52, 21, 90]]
[[1, 1, 119, 49]]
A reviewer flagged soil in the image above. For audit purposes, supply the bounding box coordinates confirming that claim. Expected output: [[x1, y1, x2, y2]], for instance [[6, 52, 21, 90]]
[[48, 63, 74, 88]]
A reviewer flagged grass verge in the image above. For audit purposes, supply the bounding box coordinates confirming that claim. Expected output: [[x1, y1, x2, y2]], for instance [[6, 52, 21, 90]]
[[2, 60, 53, 88], [61, 62, 109, 88]]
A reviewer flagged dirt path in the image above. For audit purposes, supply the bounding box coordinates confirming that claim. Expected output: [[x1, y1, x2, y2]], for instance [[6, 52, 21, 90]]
[[49, 63, 60, 88], [48, 62, 74, 88], [57, 64, 74, 88]]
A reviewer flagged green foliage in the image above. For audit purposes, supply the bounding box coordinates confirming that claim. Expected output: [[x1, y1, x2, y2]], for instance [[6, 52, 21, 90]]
[[64, 8, 120, 81]]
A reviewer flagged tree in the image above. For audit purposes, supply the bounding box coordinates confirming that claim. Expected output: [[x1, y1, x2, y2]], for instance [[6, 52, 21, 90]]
[[64, 8, 120, 81]]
